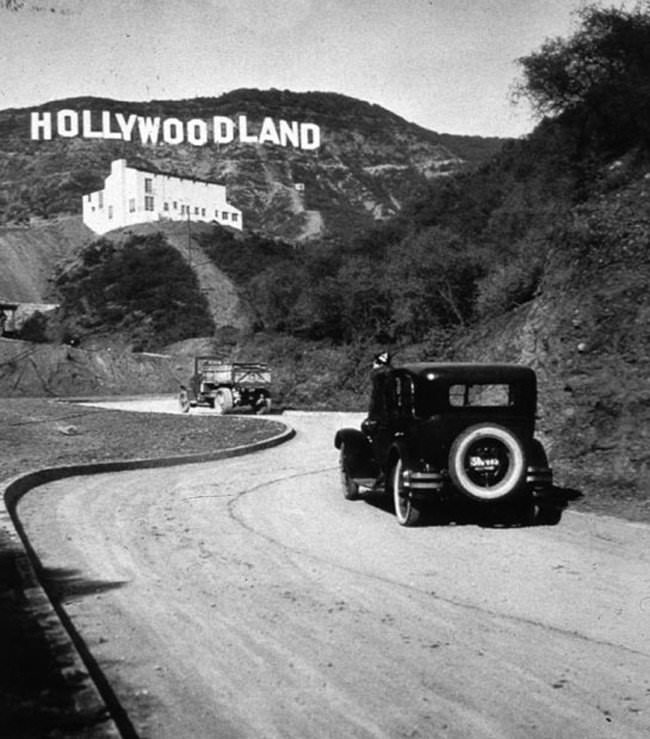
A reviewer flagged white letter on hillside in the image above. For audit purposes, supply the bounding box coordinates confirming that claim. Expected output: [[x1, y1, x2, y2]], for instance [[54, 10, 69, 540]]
[[163, 118, 184, 144], [82, 110, 103, 138], [101, 111, 122, 140], [279, 120, 299, 148], [30, 111, 52, 140], [187, 119, 208, 146], [137, 116, 161, 144], [213, 116, 234, 143], [300, 122, 320, 150], [57, 109, 79, 137], [115, 113, 137, 141], [238, 115, 258, 144], [258, 117, 281, 146]]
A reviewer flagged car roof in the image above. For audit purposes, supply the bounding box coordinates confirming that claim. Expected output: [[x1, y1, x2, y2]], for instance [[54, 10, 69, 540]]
[[394, 362, 536, 383]]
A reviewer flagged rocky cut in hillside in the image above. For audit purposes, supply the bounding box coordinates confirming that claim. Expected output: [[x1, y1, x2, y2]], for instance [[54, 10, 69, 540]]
[[0, 89, 505, 241]]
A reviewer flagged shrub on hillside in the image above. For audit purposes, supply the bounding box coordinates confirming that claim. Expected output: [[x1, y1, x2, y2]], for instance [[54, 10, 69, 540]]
[[475, 258, 544, 318], [16, 311, 50, 343], [54, 233, 214, 350]]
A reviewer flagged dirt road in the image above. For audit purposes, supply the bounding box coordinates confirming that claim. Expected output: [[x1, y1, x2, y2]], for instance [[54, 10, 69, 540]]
[[17, 411, 650, 738]]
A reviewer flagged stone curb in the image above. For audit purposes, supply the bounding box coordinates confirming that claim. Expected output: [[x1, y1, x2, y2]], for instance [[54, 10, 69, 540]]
[[1, 418, 296, 738]]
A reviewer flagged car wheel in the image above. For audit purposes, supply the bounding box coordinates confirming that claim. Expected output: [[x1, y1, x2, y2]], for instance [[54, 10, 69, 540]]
[[339, 443, 361, 500], [449, 424, 526, 502], [392, 457, 421, 527], [214, 388, 233, 414]]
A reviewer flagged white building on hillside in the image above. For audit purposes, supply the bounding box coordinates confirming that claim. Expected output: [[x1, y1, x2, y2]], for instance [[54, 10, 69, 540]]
[[82, 158, 242, 235]]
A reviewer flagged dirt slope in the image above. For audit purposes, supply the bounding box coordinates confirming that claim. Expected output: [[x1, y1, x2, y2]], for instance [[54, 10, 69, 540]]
[[452, 178, 650, 511], [99, 221, 252, 331], [0, 337, 184, 397], [0, 217, 95, 302]]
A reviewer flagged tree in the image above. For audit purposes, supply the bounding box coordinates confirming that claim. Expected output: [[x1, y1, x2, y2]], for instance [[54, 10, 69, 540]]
[[386, 227, 483, 340], [514, 4, 650, 151]]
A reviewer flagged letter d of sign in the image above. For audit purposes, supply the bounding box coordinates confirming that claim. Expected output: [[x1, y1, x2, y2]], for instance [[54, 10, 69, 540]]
[[213, 116, 235, 144], [300, 123, 320, 150]]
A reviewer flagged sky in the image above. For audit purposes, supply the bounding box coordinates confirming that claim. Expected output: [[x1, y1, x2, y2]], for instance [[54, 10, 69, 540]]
[[0, 0, 605, 137]]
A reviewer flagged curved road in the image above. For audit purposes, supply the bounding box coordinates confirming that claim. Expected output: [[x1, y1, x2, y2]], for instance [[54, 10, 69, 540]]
[[17, 411, 650, 738]]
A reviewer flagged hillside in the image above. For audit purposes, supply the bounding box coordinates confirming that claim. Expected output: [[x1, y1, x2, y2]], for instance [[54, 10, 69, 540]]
[[449, 172, 650, 514], [0, 216, 94, 301], [1, 5, 649, 524], [0, 89, 505, 241]]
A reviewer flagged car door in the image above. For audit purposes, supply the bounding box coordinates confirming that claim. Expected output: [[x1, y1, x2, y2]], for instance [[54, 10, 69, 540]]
[[363, 369, 398, 473]]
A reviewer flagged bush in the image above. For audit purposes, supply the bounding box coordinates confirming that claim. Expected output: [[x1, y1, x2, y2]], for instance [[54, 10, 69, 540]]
[[55, 233, 214, 350], [16, 311, 50, 343]]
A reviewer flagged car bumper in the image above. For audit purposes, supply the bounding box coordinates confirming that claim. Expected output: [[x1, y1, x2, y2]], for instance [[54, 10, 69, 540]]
[[402, 466, 553, 493]]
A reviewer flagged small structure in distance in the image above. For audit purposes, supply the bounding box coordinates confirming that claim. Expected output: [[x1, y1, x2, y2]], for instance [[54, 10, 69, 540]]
[[82, 159, 242, 235]]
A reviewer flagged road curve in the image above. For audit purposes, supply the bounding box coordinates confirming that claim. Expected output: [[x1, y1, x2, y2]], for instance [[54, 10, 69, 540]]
[[17, 411, 650, 739]]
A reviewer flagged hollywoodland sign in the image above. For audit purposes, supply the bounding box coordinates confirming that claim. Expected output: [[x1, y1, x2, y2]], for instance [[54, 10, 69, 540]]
[[30, 109, 321, 150]]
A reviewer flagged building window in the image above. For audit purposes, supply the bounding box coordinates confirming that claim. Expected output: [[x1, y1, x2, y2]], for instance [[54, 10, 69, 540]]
[[98, 192, 103, 208], [201, 208, 206, 217], [231, 213, 238, 222], [108, 205, 113, 219], [222, 212, 229, 221], [145, 196, 154, 211], [173, 201, 177, 210], [86, 194, 91, 202], [214, 209, 219, 219], [129, 198, 136, 213], [163, 202, 169, 211], [144, 178, 153, 194], [194, 207, 199, 215]]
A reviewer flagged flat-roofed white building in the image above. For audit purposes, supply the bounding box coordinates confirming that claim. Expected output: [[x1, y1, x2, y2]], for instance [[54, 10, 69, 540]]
[[82, 158, 242, 235]]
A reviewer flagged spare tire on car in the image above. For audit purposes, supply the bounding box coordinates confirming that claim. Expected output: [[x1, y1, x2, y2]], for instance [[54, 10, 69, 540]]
[[448, 423, 526, 502]]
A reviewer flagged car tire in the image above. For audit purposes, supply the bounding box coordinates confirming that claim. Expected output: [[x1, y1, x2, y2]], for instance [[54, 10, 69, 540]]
[[339, 443, 361, 500], [449, 424, 526, 502], [392, 457, 421, 527], [214, 388, 233, 414]]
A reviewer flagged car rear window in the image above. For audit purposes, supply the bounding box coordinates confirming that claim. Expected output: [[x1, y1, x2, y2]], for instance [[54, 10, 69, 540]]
[[449, 383, 513, 407]]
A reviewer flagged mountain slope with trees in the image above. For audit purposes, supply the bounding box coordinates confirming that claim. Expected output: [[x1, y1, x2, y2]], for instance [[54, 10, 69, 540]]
[[0, 89, 504, 241]]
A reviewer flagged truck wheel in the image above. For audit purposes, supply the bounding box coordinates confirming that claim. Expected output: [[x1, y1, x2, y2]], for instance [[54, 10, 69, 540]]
[[449, 424, 526, 502], [392, 457, 421, 526], [214, 388, 233, 414], [339, 443, 361, 500], [178, 392, 191, 413], [255, 396, 272, 414]]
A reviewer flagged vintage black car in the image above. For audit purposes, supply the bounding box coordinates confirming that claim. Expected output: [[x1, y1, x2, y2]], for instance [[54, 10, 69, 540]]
[[334, 361, 562, 526]]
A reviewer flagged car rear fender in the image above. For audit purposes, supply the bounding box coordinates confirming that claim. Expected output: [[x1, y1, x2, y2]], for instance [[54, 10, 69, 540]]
[[334, 428, 378, 479], [526, 438, 553, 489]]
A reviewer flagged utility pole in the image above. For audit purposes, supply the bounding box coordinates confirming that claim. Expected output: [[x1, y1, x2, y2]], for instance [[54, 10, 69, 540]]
[[186, 202, 192, 268]]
